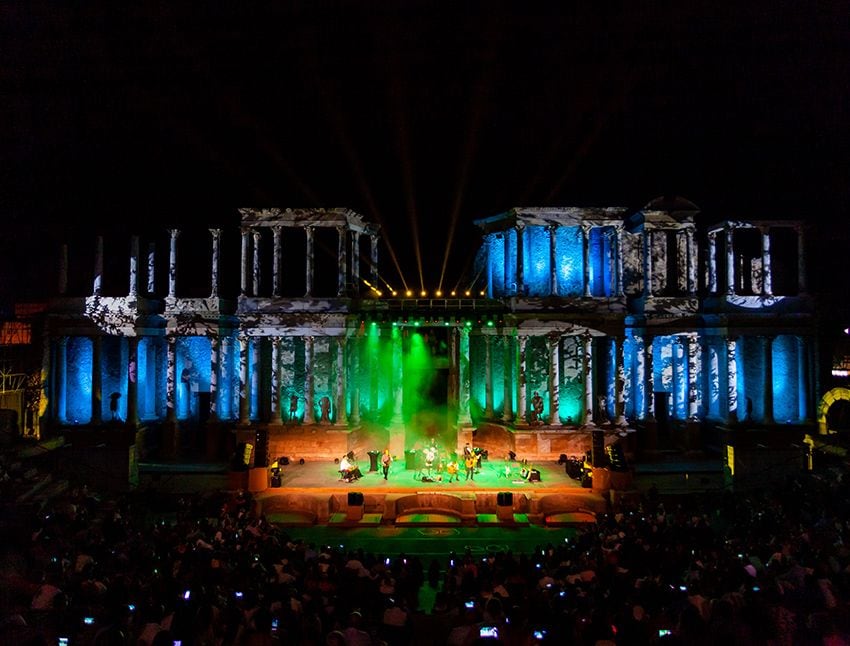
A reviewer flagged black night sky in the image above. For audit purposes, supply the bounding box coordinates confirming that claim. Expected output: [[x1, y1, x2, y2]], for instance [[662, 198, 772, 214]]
[[2, 2, 849, 320]]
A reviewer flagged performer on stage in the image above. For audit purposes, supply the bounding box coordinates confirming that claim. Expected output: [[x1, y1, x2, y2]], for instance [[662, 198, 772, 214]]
[[423, 439, 439, 477], [464, 450, 476, 482], [339, 451, 362, 482], [446, 457, 460, 482], [381, 448, 392, 480]]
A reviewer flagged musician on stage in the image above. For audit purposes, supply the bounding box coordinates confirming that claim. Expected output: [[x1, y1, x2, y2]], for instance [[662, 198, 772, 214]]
[[423, 439, 439, 477]]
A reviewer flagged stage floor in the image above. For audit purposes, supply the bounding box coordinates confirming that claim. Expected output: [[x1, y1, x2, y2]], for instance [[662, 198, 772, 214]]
[[267, 456, 583, 495]]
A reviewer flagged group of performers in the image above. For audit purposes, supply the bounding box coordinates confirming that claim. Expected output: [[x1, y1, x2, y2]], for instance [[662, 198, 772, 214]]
[[412, 440, 484, 483]]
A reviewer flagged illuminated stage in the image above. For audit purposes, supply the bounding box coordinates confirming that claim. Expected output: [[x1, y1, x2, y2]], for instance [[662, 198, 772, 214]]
[[245, 456, 613, 529]]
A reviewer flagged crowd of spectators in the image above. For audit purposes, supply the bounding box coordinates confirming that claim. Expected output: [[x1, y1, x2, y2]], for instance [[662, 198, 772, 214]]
[[1, 446, 850, 645]]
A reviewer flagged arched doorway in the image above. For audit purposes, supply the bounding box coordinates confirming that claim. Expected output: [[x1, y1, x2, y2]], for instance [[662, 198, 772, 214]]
[[817, 387, 850, 434]]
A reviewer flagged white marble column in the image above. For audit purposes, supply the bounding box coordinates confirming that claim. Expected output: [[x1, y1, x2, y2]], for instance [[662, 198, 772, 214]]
[[614, 336, 627, 426], [303, 336, 315, 424], [351, 231, 361, 295], [502, 333, 513, 421], [517, 335, 528, 423], [336, 336, 348, 426], [643, 229, 653, 298], [484, 334, 494, 418], [582, 224, 592, 297], [725, 226, 736, 296], [615, 225, 625, 297], [708, 232, 717, 293], [548, 334, 561, 426], [548, 225, 558, 296], [687, 334, 699, 420], [238, 335, 250, 425], [129, 235, 139, 297], [168, 230, 179, 299], [210, 229, 222, 298], [146, 242, 155, 295], [644, 338, 655, 419], [582, 332, 594, 426], [337, 226, 347, 297], [726, 337, 738, 423], [458, 327, 472, 425], [271, 337, 282, 423], [370, 233, 379, 287], [251, 338, 261, 420], [210, 335, 220, 422], [686, 228, 697, 295], [272, 225, 283, 298], [761, 226, 773, 296], [240, 228, 250, 296], [515, 224, 525, 296], [166, 336, 177, 423], [252, 229, 262, 297], [305, 226, 314, 297]]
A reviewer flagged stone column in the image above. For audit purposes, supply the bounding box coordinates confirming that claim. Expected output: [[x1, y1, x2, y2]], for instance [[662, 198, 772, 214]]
[[548, 333, 561, 426], [251, 338, 262, 421], [502, 332, 513, 421], [548, 225, 558, 296], [726, 337, 738, 424], [93, 235, 104, 296], [238, 335, 250, 425], [210, 335, 220, 422], [146, 242, 155, 295], [351, 231, 361, 295], [336, 336, 348, 426], [127, 337, 139, 426], [517, 335, 528, 423], [582, 224, 592, 297], [272, 225, 283, 298], [515, 224, 525, 296], [166, 336, 177, 423], [240, 228, 250, 296], [303, 336, 315, 424], [390, 329, 403, 425], [615, 225, 625, 297], [129, 235, 139, 297], [503, 232, 511, 295], [687, 334, 699, 420], [484, 334, 494, 418], [168, 230, 179, 299], [760, 226, 773, 296], [708, 232, 717, 293], [763, 336, 775, 425], [305, 226, 314, 297], [210, 228, 222, 298], [222, 336, 233, 420], [337, 226, 347, 297], [350, 335, 360, 425], [252, 229, 262, 297], [370, 233, 379, 287], [582, 332, 595, 426], [270, 337, 282, 423], [686, 228, 697, 296], [643, 229, 653, 298], [644, 338, 655, 419], [725, 226, 735, 296], [614, 336, 627, 426], [458, 327, 472, 425], [91, 336, 102, 424]]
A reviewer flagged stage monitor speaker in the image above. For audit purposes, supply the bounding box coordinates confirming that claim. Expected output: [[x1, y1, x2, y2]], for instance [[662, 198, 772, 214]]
[[347, 492, 364, 506], [497, 492, 513, 506], [528, 469, 541, 482], [270, 474, 282, 488]]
